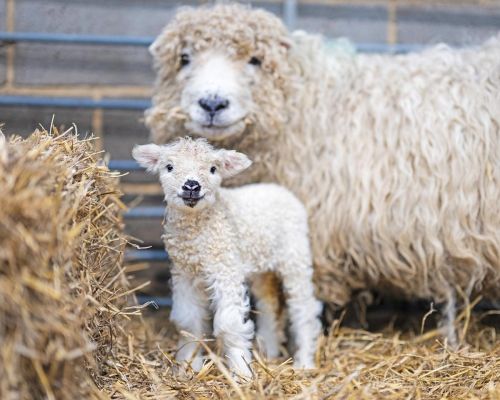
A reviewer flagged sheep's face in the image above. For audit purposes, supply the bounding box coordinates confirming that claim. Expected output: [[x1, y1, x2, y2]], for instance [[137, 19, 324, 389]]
[[132, 138, 252, 212], [146, 5, 291, 142], [176, 50, 257, 139]]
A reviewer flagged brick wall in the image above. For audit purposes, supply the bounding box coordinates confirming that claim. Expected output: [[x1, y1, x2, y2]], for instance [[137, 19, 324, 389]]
[[1, 0, 499, 293], [1, 0, 500, 150]]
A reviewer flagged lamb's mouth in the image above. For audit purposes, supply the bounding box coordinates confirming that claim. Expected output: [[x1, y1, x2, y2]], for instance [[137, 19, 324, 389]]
[[179, 194, 205, 208]]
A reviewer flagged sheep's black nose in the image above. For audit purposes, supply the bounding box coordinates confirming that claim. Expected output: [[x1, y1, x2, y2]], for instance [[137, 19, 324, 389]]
[[198, 96, 229, 115], [182, 180, 201, 192]]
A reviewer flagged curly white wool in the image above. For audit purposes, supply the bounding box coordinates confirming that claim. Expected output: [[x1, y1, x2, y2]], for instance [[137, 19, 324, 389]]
[[132, 137, 322, 378], [145, 5, 500, 333]]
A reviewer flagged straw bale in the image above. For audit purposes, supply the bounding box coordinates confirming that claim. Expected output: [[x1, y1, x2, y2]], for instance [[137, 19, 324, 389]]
[[0, 127, 128, 399]]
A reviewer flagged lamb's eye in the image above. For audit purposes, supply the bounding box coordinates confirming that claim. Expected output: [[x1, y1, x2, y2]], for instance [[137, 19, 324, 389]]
[[210, 166, 217, 174], [248, 56, 262, 66], [166, 164, 173, 172], [180, 53, 190, 67]]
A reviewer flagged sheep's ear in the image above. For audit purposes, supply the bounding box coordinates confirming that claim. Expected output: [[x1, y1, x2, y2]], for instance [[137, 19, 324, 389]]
[[132, 144, 162, 173], [149, 7, 192, 58], [280, 37, 292, 50], [148, 34, 164, 57], [148, 25, 179, 61], [217, 149, 252, 178]]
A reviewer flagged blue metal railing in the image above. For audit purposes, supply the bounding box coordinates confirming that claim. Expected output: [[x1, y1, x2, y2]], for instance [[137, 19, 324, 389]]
[[108, 160, 142, 171], [125, 249, 168, 263], [356, 43, 423, 53], [0, 31, 424, 54], [125, 206, 164, 219], [135, 295, 173, 308], [0, 32, 153, 46], [0, 95, 151, 110]]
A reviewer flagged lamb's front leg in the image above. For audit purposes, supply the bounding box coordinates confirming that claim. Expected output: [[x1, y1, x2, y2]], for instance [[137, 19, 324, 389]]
[[208, 274, 254, 379], [170, 271, 209, 372]]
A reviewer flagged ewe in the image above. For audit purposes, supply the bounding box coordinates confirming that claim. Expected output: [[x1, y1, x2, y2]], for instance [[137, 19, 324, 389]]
[[145, 4, 500, 333], [133, 137, 322, 378]]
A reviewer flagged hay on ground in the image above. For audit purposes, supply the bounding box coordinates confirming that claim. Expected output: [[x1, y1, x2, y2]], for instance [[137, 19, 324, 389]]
[[98, 306, 499, 400]]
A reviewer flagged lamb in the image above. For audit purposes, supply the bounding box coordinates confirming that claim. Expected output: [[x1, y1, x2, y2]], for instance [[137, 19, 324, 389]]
[[132, 137, 322, 378], [145, 4, 500, 334]]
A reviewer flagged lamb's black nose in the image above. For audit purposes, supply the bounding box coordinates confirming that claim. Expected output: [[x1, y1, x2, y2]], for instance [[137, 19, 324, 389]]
[[182, 179, 201, 193], [198, 96, 229, 115]]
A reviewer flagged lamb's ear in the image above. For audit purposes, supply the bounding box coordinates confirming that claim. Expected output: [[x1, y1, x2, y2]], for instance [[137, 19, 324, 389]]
[[217, 149, 252, 178], [132, 144, 162, 173]]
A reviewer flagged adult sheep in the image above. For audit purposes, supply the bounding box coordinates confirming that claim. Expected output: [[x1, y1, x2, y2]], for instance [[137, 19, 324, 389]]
[[145, 4, 500, 323]]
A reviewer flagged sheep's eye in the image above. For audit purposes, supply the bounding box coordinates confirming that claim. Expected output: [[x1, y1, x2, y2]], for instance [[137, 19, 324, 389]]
[[248, 56, 262, 66], [210, 166, 217, 174], [166, 164, 173, 172], [180, 53, 190, 67]]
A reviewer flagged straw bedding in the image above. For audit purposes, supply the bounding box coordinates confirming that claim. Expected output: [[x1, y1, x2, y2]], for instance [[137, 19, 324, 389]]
[[0, 126, 498, 399], [104, 307, 500, 399]]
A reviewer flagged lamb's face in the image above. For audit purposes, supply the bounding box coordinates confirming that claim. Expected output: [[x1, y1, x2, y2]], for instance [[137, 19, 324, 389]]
[[156, 149, 220, 211], [132, 138, 252, 212], [146, 5, 291, 142]]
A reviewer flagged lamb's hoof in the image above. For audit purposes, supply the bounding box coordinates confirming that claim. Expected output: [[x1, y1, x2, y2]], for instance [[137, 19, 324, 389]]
[[227, 349, 253, 382], [256, 335, 281, 360], [229, 361, 253, 383], [174, 356, 205, 378], [189, 356, 205, 372], [231, 369, 253, 384], [293, 359, 316, 371], [173, 364, 192, 379]]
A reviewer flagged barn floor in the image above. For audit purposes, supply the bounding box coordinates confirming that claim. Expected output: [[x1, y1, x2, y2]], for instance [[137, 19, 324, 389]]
[[100, 299, 500, 399]]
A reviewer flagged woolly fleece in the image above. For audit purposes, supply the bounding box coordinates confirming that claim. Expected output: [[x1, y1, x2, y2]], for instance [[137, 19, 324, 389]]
[[146, 4, 500, 309]]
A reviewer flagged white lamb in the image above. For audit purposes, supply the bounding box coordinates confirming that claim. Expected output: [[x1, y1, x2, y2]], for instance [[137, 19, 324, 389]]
[[132, 137, 322, 378]]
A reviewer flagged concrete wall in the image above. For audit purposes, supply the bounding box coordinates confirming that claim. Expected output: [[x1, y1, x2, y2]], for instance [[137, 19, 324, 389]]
[[1, 0, 499, 150], [1, 0, 499, 291]]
